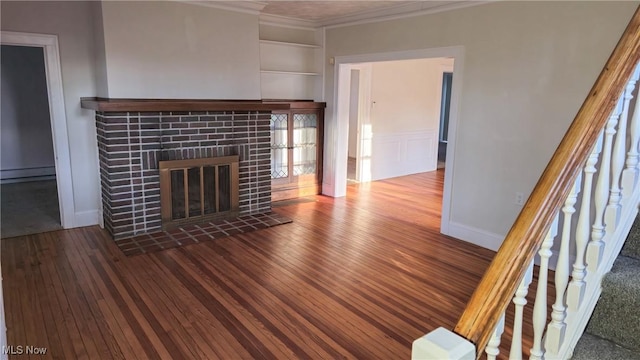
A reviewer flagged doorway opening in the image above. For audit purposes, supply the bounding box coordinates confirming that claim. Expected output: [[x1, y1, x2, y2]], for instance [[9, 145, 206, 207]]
[[329, 47, 464, 235], [1, 45, 61, 237], [1, 32, 75, 237], [438, 72, 453, 169], [344, 58, 454, 186]]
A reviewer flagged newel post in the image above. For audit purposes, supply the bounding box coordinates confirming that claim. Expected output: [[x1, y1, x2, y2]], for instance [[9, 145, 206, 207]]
[[412, 327, 476, 360]]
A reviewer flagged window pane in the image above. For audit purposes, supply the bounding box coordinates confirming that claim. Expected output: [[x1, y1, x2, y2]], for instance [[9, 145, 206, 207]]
[[270, 114, 289, 179], [293, 113, 317, 176]]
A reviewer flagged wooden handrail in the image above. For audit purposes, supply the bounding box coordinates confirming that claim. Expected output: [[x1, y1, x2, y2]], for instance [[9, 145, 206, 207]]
[[454, 6, 640, 358]]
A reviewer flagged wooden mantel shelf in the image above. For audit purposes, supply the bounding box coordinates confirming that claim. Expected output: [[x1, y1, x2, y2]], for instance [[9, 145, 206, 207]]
[[80, 97, 307, 112]]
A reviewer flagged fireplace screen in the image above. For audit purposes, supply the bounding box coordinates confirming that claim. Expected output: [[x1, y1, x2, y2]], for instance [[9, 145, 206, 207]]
[[159, 156, 239, 228]]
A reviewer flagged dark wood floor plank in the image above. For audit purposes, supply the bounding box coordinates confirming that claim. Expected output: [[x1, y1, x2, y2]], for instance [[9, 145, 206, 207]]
[[40, 235, 87, 359], [157, 250, 299, 360], [66, 229, 134, 360], [22, 237, 52, 360], [121, 256, 222, 359], [201, 237, 410, 358], [89, 253, 170, 360], [242, 223, 476, 324], [11, 271, 29, 359], [142, 253, 244, 356], [31, 251, 64, 359], [138, 254, 254, 359], [62, 230, 124, 359], [2, 170, 553, 359], [46, 234, 104, 359], [226, 233, 428, 339], [178, 245, 357, 359], [80, 255, 147, 358], [35, 234, 79, 360]]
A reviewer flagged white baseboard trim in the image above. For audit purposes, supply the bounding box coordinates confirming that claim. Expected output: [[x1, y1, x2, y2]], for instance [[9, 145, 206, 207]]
[[73, 210, 100, 228], [446, 221, 504, 252], [0, 175, 56, 184], [447, 221, 569, 271], [0, 166, 56, 180]]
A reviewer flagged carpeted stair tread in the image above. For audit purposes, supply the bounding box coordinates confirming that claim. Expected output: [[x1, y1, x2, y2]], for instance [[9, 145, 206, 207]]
[[586, 255, 640, 352], [621, 216, 640, 260], [572, 333, 640, 360]]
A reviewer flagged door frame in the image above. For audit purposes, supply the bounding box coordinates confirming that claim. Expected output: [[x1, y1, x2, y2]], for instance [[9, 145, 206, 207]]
[[349, 63, 373, 183], [327, 46, 464, 235], [1, 31, 75, 228]]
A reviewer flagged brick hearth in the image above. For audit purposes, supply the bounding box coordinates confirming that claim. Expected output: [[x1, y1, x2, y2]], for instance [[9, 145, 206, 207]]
[[95, 110, 272, 240]]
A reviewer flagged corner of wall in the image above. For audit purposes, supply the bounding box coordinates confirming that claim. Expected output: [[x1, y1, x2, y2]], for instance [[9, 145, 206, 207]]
[[91, 0, 109, 97], [445, 220, 504, 252]]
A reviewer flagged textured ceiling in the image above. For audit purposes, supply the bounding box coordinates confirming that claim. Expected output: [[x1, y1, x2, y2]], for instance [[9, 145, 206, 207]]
[[261, 1, 419, 21]]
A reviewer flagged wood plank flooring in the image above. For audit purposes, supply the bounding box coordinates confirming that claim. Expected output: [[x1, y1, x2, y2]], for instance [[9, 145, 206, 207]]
[[2, 170, 544, 359]]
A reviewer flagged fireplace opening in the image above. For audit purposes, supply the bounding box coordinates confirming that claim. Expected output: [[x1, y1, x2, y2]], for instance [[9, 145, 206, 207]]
[[159, 156, 239, 229]]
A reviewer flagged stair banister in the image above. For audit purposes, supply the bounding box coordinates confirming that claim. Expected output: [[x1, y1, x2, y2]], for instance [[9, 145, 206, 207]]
[[439, 7, 640, 359]]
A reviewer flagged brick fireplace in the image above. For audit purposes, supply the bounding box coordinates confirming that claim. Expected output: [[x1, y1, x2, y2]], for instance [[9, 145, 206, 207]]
[[83, 98, 289, 241]]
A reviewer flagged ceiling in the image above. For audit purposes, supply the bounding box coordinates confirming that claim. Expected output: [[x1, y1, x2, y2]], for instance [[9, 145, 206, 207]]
[[206, 1, 476, 27], [261, 1, 419, 21]]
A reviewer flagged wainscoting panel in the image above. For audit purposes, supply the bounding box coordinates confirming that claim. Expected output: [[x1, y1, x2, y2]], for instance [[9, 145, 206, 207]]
[[369, 130, 437, 181]]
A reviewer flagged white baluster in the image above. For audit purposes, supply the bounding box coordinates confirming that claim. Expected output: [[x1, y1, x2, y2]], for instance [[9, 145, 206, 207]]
[[509, 262, 534, 360], [622, 64, 640, 199], [530, 215, 559, 360], [568, 132, 602, 310], [545, 174, 581, 354], [588, 101, 623, 273], [606, 76, 637, 233], [485, 314, 505, 360]]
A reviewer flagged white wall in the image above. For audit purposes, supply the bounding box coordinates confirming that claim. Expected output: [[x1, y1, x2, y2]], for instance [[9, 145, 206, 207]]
[[99, 1, 261, 99], [1, 45, 55, 181], [1, 1, 101, 224], [371, 58, 446, 134], [325, 1, 639, 247], [366, 58, 451, 180]]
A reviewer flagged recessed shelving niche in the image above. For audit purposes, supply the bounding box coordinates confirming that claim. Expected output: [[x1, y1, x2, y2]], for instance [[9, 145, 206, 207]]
[[259, 24, 323, 100]]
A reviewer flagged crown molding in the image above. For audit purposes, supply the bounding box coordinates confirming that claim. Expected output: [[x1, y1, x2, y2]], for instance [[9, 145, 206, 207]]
[[180, 1, 267, 15], [180, 1, 494, 30], [259, 13, 319, 30], [323, 1, 495, 29]]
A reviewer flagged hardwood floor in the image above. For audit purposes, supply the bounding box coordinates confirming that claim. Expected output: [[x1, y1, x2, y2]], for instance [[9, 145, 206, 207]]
[[2, 170, 532, 359]]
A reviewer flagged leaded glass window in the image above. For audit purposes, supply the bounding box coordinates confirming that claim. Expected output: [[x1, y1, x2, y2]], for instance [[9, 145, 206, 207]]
[[293, 113, 317, 176], [270, 114, 289, 179]]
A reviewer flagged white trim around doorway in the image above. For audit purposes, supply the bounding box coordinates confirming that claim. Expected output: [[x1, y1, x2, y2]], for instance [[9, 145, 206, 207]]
[[1, 31, 75, 228], [327, 46, 464, 236]]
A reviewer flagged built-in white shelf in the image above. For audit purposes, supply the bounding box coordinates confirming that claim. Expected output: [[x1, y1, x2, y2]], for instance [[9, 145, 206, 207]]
[[260, 70, 319, 76], [259, 23, 323, 100], [259, 40, 320, 49]]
